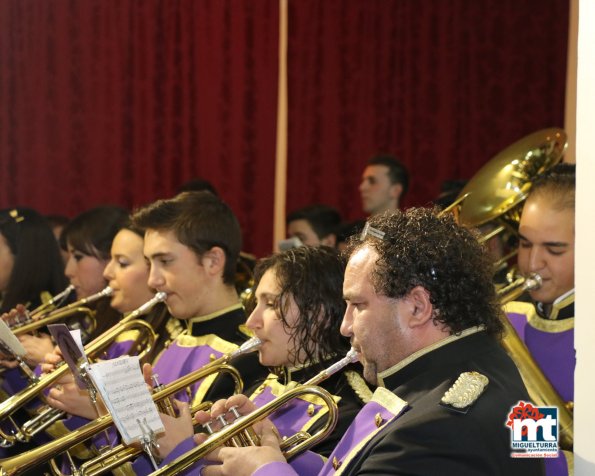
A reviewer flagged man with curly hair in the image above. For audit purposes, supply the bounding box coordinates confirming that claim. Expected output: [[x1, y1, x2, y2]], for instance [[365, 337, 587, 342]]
[[200, 208, 543, 476]]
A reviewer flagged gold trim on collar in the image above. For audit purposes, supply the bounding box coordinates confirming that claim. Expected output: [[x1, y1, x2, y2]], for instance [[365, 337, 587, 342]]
[[186, 303, 243, 330], [529, 315, 574, 333], [503, 301, 536, 319], [370, 387, 408, 414], [377, 326, 485, 387], [505, 300, 574, 333], [545, 290, 575, 321], [176, 333, 240, 354]]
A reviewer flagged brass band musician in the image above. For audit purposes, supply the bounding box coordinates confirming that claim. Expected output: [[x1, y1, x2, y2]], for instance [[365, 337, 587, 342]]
[[504, 163, 575, 476], [195, 209, 543, 476]]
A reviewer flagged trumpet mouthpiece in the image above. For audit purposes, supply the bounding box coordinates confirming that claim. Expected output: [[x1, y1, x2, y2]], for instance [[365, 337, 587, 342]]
[[133, 292, 168, 316], [233, 337, 262, 357], [101, 286, 114, 297], [345, 348, 359, 363], [526, 273, 543, 291], [154, 291, 168, 302]]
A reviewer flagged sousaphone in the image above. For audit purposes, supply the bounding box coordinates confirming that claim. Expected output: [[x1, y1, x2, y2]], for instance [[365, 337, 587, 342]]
[[447, 128, 572, 450], [454, 127, 567, 230]]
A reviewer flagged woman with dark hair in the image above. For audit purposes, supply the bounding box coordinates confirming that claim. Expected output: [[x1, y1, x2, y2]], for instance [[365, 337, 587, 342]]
[[40, 221, 178, 473], [0, 207, 69, 374], [59, 205, 130, 339], [0, 205, 128, 373], [44, 220, 176, 417], [0, 207, 68, 313], [247, 245, 351, 373], [147, 246, 368, 475]]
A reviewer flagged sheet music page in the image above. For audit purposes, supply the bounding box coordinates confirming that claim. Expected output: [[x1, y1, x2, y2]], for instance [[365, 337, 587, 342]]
[[88, 355, 164, 445], [48, 323, 88, 388], [0, 319, 26, 357]]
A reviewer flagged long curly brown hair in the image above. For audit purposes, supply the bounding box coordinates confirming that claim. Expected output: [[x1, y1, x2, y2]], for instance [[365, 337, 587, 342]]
[[252, 246, 349, 370]]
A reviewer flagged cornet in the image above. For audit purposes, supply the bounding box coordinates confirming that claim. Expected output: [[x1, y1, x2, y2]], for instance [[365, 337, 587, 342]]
[[0, 337, 260, 476], [11, 286, 113, 337], [0, 291, 166, 447], [151, 349, 359, 476], [28, 284, 75, 318]]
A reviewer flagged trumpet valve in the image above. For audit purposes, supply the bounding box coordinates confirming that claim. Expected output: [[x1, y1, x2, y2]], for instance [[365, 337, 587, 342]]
[[202, 421, 215, 435], [216, 414, 230, 428], [216, 414, 243, 448], [6, 308, 31, 329], [152, 374, 176, 417], [228, 405, 260, 446]]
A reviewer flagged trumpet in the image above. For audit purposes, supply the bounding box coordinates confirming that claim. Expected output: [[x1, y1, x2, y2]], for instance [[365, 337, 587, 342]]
[[11, 286, 113, 336], [152, 349, 359, 476], [0, 337, 260, 476], [76, 338, 261, 476], [28, 284, 75, 318], [0, 291, 166, 446], [498, 273, 573, 450]]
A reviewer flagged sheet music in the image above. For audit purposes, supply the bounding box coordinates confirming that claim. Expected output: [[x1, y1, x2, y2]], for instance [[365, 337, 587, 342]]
[[48, 323, 89, 388], [0, 319, 26, 357], [88, 355, 164, 445]]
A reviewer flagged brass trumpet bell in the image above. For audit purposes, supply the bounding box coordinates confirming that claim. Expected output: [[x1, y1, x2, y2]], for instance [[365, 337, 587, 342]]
[[456, 128, 567, 227]]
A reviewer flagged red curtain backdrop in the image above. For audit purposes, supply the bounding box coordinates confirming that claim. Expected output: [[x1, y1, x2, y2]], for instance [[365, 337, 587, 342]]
[[0, 1, 568, 255], [286, 0, 569, 221], [0, 0, 279, 256]]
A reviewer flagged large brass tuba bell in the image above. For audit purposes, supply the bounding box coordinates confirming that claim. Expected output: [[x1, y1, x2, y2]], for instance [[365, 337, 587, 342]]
[[455, 127, 567, 229]]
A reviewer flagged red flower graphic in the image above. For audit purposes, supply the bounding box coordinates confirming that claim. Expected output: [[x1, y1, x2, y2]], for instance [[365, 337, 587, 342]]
[[506, 401, 544, 436]]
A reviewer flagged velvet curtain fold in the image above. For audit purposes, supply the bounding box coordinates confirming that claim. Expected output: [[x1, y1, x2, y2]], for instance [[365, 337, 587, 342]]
[[0, 0, 569, 255], [285, 0, 569, 221], [0, 0, 279, 256]]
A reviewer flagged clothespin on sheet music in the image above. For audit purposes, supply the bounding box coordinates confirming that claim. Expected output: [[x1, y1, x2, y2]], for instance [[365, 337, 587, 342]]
[[138, 417, 160, 470], [48, 323, 113, 444], [48, 323, 89, 388]]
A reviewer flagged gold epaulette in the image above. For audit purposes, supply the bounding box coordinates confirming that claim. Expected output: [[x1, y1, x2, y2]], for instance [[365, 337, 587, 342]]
[[345, 370, 373, 404], [165, 317, 184, 342], [440, 371, 489, 412]]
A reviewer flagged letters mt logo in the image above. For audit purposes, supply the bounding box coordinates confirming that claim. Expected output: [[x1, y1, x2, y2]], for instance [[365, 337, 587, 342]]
[[506, 400, 558, 458]]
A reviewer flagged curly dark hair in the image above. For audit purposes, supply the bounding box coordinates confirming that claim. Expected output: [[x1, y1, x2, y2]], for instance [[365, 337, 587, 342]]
[[252, 246, 349, 370], [345, 208, 504, 337]]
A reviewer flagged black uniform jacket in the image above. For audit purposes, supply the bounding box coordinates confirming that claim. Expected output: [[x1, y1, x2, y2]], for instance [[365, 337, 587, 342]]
[[341, 329, 544, 476]]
